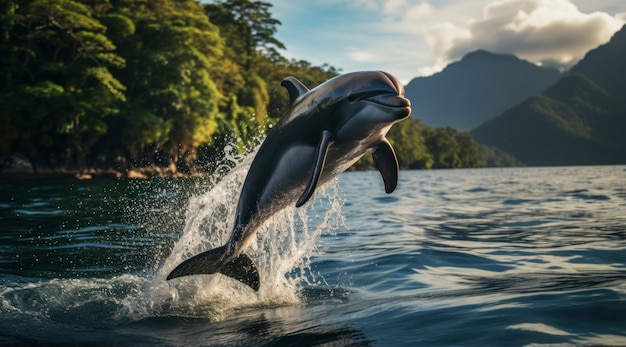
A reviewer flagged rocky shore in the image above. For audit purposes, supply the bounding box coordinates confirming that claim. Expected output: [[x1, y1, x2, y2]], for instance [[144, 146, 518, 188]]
[[0, 153, 198, 181]]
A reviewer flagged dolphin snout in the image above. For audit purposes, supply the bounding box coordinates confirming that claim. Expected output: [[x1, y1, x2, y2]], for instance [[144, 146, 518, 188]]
[[364, 93, 411, 108], [363, 93, 411, 120]]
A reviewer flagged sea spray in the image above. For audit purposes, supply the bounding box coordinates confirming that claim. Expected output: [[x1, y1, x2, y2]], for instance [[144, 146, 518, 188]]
[[121, 146, 346, 321], [0, 144, 346, 326]]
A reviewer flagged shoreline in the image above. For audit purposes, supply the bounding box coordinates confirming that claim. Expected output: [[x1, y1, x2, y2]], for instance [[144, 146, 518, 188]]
[[0, 153, 208, 181], [0, 163, 378, 181], [0, 166, 203, 181]]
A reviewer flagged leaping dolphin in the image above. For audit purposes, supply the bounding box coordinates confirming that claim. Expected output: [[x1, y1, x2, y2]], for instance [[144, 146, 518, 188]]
[[167, 71, 411, 291]]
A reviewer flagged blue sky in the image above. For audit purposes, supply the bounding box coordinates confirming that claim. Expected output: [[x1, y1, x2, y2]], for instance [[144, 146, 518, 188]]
[[269, 0, 626, 83]]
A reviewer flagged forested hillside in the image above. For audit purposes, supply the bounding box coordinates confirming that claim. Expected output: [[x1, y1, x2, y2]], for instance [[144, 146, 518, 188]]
[[0, 0, 340, 178], [0, 0, 485, 179], [356, 117, 485, 170], [472, 25, 626, 166], [571, 25, 626, 101]]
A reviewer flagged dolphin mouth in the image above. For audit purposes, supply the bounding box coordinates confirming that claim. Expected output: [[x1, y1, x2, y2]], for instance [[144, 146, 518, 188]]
[[363, 94, 411, 108]]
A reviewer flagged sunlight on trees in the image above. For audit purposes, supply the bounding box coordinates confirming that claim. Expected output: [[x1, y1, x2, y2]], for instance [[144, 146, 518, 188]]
[[0, 0, 485, 176]]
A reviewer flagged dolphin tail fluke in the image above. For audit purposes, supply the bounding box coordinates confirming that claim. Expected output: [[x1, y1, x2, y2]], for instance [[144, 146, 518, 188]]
[[166, 246, 260, 291]]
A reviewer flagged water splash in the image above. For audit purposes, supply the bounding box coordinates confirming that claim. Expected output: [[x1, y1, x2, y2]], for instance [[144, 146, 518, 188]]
[[119, 146, 345, 321], [0, 145, 345, 330]]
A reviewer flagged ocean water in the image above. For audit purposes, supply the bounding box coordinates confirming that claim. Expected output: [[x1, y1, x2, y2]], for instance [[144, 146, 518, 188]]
[[1, 164, 625, 346]]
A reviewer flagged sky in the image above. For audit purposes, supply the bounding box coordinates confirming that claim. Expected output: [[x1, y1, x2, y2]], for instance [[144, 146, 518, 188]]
[[268, 0, 626, 84]]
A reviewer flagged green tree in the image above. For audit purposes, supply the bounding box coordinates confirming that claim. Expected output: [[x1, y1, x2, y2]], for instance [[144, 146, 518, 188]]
[[0, 0, 125, 171], [204, 0, 284, 72], [0, 0, 485, 177], [479, 145, 525, 167], [0, 1, 20, 154], [455, 130, 486, 168], [204, 0, 285, 128], [388, 118, 434, 169], [257, 57, 340, 119], [104, 0, 225, 172], [424, 126, 485, 168]]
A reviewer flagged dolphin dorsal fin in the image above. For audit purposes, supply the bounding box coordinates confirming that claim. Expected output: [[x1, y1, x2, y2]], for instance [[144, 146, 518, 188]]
[[296, 130, 334, 207], [373, 138, 399, 194], [281, 77, 309, 105]]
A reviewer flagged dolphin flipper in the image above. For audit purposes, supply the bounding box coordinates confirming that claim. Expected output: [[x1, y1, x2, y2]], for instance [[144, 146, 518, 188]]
[[373, 137, 399, 194], [296, 130, 334, 207], [166, 245, 260, 291], [281, 77, 309, 105]]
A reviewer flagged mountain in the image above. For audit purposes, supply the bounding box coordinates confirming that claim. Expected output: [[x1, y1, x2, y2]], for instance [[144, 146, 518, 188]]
[[472, 73, 626, 165], [405, 50, 561, 129], [570, 24, 626, 100], [471, 25, 626, 166]]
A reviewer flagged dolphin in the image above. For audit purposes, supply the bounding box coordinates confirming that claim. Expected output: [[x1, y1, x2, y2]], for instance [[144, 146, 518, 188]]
[[166, 71, 411, 291]]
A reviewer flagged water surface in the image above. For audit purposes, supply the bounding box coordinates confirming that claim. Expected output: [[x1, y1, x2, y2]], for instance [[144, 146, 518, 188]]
[[1, 165, 625, 346]]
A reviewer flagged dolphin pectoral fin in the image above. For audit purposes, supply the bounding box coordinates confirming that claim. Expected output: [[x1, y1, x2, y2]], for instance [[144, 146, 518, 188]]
[[166, 246, 260, 291], [281, 77, 310, 105], [373, 137, 399, 194], [296, 130, 334, 207]]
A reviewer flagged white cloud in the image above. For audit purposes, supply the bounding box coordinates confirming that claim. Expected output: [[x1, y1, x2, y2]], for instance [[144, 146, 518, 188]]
[[273, 0, 626, 82], [383, 0, 407, 17], [382, 0, 434, 21], [405, 2, 436, 21], [347, 50, 381, 63], [417, 62, 447, 77], [424, 0, 626, 70]]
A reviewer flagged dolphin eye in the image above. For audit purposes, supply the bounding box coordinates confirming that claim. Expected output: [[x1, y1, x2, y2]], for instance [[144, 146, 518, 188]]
[[347, 95, 357, 103]]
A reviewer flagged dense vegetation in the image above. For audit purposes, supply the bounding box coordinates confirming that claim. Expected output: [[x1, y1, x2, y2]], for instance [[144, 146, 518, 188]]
[[366, 118, 485, 170], [0, 0, 485, 178]]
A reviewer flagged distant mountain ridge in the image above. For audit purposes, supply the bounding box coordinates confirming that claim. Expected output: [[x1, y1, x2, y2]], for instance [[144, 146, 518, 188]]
[[471, 25, 626, 166], [570, 24, 626, 101], [405, 50, 561, 129]]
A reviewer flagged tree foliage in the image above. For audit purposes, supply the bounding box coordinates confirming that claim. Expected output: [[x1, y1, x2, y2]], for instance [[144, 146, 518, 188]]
[[354, 118, 485, 170], [0, 0, 484, 176], [472, 72, 626, 166], [1, 0, 125, 170]]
